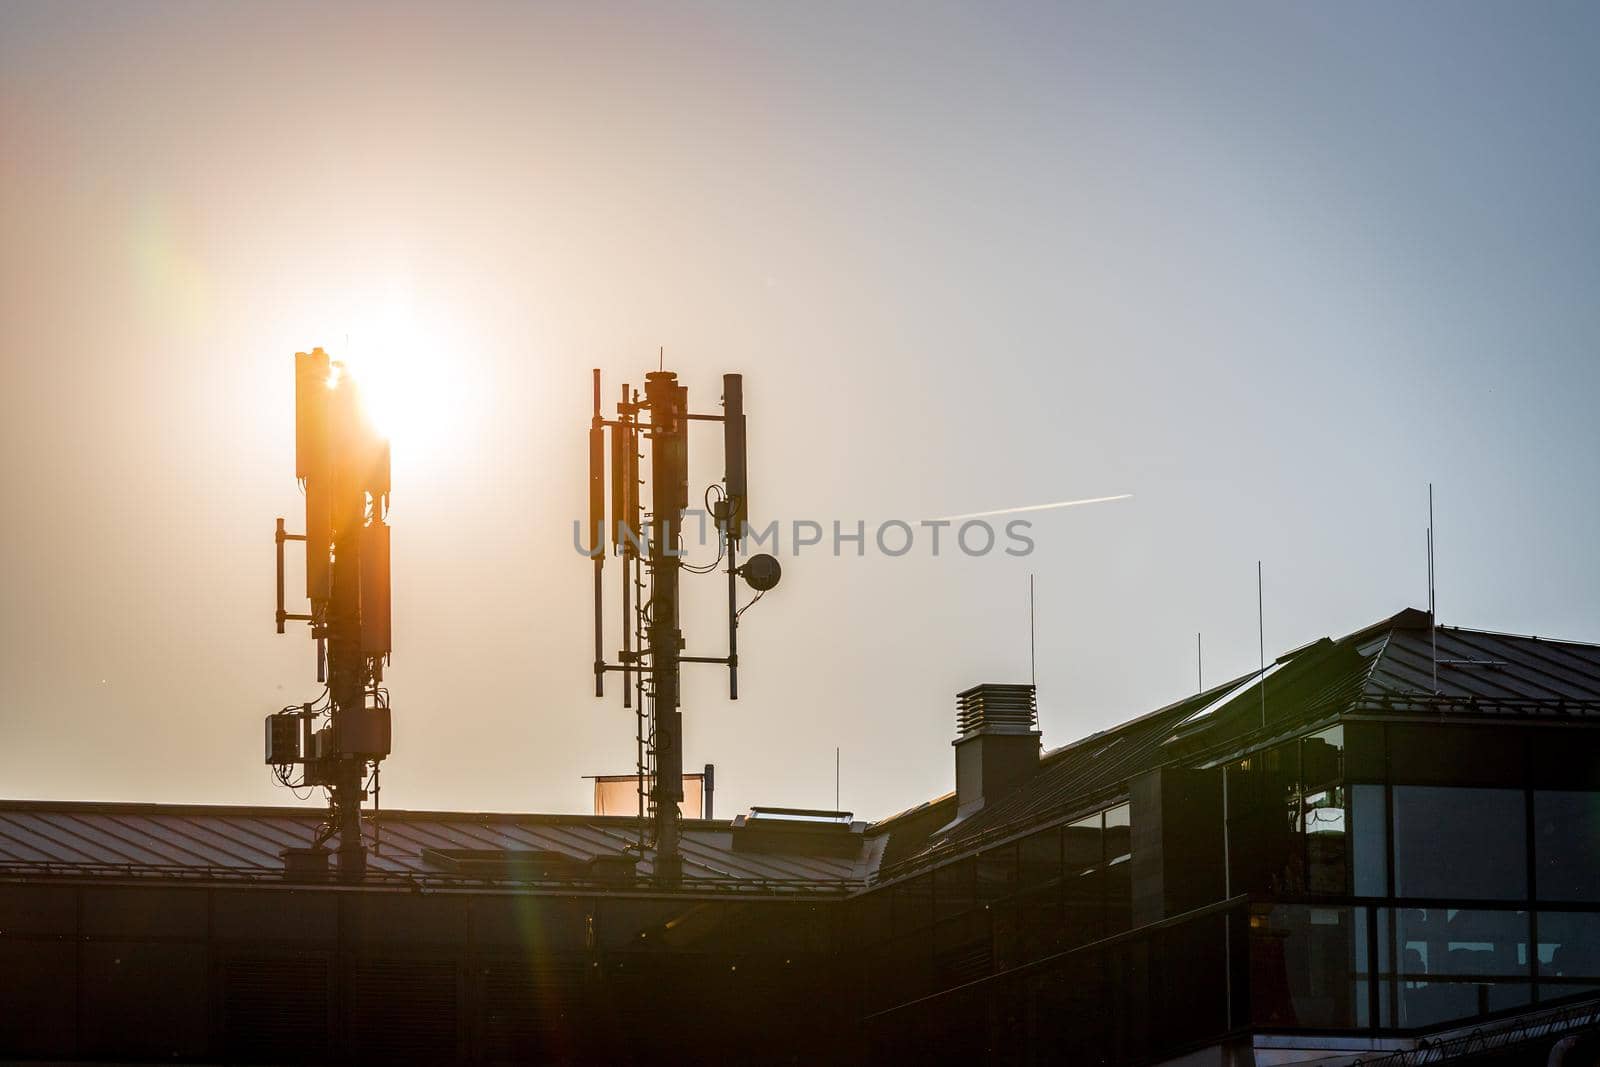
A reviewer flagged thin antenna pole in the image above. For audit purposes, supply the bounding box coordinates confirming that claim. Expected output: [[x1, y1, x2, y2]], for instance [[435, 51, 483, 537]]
[[1257, 561, 1266, 729], [1197, 632, 1203, 694], [1028, 574, 1037, 688], [835, 747, 840, 811], [1429, 483, 1437, 692]]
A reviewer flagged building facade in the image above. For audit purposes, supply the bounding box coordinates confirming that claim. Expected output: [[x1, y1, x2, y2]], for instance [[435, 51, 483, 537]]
[[2, 609, 1598, 1064]]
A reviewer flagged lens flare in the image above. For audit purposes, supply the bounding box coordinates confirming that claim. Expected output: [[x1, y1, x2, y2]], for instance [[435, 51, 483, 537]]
[[334, 293, 467, 457]]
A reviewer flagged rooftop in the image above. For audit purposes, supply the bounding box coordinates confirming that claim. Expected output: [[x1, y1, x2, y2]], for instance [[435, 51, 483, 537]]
[[0, 800, 879, 895], [5, 608, 1596, 896], [884, 607, 1600, 874]]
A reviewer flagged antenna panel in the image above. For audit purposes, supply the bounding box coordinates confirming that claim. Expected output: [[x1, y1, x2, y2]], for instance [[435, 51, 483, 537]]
[[359, 522, 391, 656], [723, 373, 747, 536], [588, 424, 605, 558], [294, 349, 330, 482], [304, 480, 331, 601]]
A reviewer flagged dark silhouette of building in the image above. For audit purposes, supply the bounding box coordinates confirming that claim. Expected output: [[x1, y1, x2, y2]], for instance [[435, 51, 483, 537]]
[[3, 608, 1599, 1063]]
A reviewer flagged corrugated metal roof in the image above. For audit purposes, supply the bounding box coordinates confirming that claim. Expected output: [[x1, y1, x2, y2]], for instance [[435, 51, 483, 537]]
[[0, 801, 869, 894], [1367, 623, 1600, 704]]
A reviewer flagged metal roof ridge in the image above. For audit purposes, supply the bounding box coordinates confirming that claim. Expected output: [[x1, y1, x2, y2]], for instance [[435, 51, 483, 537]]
[[1434, 622, 1600, 650], [0, 797, 735, 828]]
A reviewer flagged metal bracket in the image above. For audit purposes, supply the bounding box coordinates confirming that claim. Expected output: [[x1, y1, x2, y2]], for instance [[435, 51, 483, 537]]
[[274, 517, 310, 634]]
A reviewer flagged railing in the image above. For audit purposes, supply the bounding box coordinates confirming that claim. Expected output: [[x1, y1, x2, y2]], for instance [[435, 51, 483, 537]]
[[1351, 994, 1600, 1065], [860, 895, 1600, 1065]]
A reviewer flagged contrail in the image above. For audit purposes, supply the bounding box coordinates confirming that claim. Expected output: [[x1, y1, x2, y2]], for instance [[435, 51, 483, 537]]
[[932, 493, 1133, 523]]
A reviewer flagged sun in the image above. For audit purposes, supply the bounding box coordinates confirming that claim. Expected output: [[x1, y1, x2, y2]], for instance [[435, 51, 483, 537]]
[[335, 295, 465, 459]]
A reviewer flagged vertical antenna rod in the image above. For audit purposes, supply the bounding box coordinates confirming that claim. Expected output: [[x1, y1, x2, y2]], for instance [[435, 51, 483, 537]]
[[1257, 561, 1266, 729], [835, 746, 840, 812], [1429, 483, 1437, 692], [1028, 574, 1037, 688], [1197, 632, 1203, 694], [589, 369, 605, 697], [723, 374, 747, 700], [616, 384, 632, 708]]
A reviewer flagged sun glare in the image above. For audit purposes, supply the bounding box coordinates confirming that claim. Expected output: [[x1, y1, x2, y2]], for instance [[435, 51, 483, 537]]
[[335, 295, 466, 458]]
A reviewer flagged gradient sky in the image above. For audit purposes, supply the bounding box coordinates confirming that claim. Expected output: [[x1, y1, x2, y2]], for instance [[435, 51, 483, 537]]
[[3, 2, 1597, 822]]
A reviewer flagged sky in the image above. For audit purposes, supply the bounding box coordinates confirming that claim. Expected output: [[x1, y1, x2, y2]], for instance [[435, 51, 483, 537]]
[[2, 1, 1598, 822]]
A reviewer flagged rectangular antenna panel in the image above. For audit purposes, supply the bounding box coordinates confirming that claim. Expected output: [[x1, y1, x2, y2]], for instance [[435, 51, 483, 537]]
[[588, 425, 605, 558], [359, 522, 391, 655], [294, 350, 330, 482], [304, 480, 331, 601], [723, 373, 747, 535]]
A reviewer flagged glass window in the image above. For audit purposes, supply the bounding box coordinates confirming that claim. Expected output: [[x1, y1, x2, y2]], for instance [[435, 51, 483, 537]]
[[1391, 978, 1531, 1030], [1397, 909, 1529, 978], [1302, 727, 1344, 793], [1227, 745, 1304, 895], [1250, 905, 1360, 1029], [1305, 785, 1347, 895], [1392, 787, 1526, 900], [1104, 804, 1131, 864], [1536, 909, 1600, 1004], [1063, 814, 1102, 871], [1352, 784, 1388, 897], [1537, 912, 1600, 980], [1534, 791, 1600, 902], [1394, 909, 1531, 1029], [1294, 728, 1349, 895]]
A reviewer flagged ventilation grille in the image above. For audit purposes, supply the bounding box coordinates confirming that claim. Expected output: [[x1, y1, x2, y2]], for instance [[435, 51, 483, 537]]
[[956, 683, 1037, 736]]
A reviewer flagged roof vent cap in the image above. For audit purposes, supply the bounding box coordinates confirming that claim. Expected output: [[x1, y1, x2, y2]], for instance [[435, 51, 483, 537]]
[[956, 683, 1038, 738]]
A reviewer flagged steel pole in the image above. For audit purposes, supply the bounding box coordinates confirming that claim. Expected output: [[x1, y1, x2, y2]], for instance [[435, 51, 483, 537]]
[[645, 371, 687, 887]]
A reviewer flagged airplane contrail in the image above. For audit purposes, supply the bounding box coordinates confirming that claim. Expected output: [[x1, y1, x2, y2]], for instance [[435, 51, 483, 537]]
[[931, 493, 1133, 523]]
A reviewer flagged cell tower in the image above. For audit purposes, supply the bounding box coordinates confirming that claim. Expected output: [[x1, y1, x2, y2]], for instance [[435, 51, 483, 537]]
[[266, 348, 393, 881], [586, 367, 782, 886]]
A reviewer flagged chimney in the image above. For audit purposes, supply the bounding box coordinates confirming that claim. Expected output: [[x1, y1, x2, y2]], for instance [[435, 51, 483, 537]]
[[953, 683, 1041, 820]]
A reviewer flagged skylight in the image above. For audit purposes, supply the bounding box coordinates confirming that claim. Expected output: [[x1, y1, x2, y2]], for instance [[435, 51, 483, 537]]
[[1176, 660, 1288, 730]]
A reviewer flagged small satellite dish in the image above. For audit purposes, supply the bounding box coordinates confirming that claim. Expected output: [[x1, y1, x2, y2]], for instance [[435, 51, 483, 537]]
[[738, 554, 782, 592]]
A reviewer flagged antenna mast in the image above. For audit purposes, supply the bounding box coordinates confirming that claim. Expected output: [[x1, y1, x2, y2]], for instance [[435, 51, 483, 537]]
[[269, 349, 393, 881], [1028, 574, 1037, 687], [1428, 483, 1438, 692], [1257, 561, 1266, 729], [586, 365, 782, 886]]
